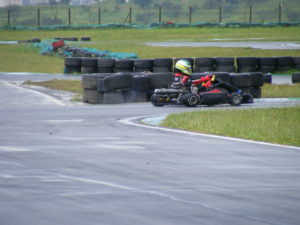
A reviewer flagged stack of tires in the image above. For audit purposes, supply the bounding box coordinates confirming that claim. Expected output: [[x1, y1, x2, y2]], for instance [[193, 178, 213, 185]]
[[64, 57, 81, 74], [97, 58, 115, 73], [257, 57, 277, 73], [237, 57, 258, 72], [292, 73, 300, 83], [230, 72, 264, 98], [82, 72, 173, 104], [152, 58, 173, 72], [113, 59, 134, 73], [98, 73, 135, 104], [81, 58, 97, 74], [82, 74, 110, 104], [134, 59, 153, 72], [276, 57, 294, 72], [66, 56, 299, 75], [194, 58, 215, 72], [293, 57, 300, 70], [214, 57, 235, 72]]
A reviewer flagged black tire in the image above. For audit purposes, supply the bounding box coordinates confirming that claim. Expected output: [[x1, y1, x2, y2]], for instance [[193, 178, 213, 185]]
[[113, 68, 133, 73], [276, 57, 294, 66], [81, 58, 97, 67], [134, 59, 153, 72], [147, 72, 174, 89], [250, 72, 264, 87], [81, 37, 91, 41], [236, 57, 258, 66], [249, 87, 262, 98], [194, 66, 215, 72], [263, 74, 272, 84], [97, 67, 114, 73], [133, 75, 151, 91], [81, 66, 97, 74], [180, 93, 199, 107], [257, 57, 276, 66], [114, 59, 134, 70], [229, 73, 252, 88], [98, 73, 133, 92], [195, 58, 215, 67], [83, 89, 102, 104], [64, 65, 81, 74], [215, 65, 236, 72], [82, 74, 110, 90], [102, 90, 126, 104], [277, 66, 294, 72], [97, 58, 115, 67], [65, 57, 81, 66], [229, 93, 242, 106], [292, 73, 300, 83], [237, 66, 257, 73], [293, 57, 300, 66], [153, 67, 172, 72], [214, 57, 235, 66], [259, 66, 276, 73], [153, 58, 173, 67]]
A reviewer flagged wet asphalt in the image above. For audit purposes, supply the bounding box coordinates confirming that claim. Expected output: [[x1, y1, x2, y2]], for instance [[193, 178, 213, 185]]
[[0, 73, 300, 225]]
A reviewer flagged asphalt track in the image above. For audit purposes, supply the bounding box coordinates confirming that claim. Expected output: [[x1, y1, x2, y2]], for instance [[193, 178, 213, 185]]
[[0, 73, 300, 225]]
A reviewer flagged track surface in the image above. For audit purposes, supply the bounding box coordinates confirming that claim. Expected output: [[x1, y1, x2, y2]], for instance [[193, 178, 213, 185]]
[[1, 73, 300, 225]]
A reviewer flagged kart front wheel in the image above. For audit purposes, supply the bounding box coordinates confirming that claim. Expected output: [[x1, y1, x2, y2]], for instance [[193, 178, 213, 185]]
[[181, 93, 199, 107]]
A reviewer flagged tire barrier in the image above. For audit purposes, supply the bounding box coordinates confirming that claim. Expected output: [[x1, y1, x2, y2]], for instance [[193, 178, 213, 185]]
[[82, 71, 267, 104], [66, 56, 299, 74], [292, 73, 300, 83]]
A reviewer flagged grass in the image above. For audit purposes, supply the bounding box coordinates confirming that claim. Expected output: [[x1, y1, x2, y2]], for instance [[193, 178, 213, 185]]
[[23, 79, 82, 94], [162, 107, 300, 146], [0, 27, 300, 73], [263, 84, 300, 98]]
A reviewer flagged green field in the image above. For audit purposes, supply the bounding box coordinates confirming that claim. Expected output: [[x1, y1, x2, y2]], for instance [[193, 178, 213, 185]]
[[162, 107, 300, 146], [0, 27, 300, 73]]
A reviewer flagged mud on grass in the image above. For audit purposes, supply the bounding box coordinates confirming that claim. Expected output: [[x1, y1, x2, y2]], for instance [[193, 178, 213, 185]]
[[162, 107, 300, 147]]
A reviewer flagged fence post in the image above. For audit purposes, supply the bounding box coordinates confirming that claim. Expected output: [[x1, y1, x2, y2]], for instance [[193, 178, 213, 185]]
[[278, 3, 282, 23], [37, 8, 41, 27], [219, 6, 222, 23], [159, 6, 162, 23], [7, 10, 10, 26], [129, 7, 132, 24], [249, 5, 252, 23], [68, 8, 71, 25], [98, 8, 101, 24], [189, 6, 192, 24]]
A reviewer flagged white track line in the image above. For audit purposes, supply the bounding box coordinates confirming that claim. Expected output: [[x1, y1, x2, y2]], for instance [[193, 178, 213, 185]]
[[1, 80, 65, 106], [119, 115, 300, 150]]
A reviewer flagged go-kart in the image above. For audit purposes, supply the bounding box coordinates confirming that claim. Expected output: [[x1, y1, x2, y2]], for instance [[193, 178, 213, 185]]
[[151, 81, 253, 107]]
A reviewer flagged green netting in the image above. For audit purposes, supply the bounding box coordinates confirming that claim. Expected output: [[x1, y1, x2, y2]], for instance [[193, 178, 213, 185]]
[[31, 39, 138, 59], [1, 22, 300, 31]]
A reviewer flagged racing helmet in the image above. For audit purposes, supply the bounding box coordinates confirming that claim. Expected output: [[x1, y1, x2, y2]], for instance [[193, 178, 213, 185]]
[[175, 59, 192, 76]]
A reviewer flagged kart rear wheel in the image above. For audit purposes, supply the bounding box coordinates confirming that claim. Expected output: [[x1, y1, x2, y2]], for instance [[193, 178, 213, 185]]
[[229, 93, 242, 106], [181, 93, 199, 107]]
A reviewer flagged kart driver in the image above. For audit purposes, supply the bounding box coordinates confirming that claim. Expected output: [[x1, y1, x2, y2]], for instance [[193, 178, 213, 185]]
[[173, 59, 241, 94]]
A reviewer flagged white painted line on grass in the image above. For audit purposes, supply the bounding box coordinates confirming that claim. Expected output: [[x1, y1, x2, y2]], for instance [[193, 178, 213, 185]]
[[119, 115, 300, 150]]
